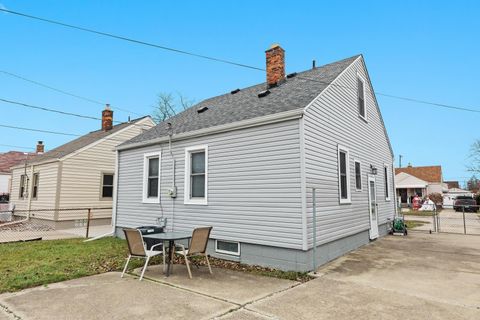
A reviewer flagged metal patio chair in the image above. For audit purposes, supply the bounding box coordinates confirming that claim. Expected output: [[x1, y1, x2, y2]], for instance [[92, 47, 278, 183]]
[[175, 227, 213, 279], [121, 228, 165, 281]]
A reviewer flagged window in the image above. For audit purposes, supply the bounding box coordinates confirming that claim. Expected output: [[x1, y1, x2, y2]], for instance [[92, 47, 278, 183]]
[[32, 173, 39, 199], [101, 173, 114, 199], [357, 74, 366, 119], [19, 174, 26, 199], [384, 164, 390, 201], [184, 145, 208, 205], [354, 160, 362, 191], [143, 152, 161, 203], [338, 145, 351, 204], [215, 240, 240, 256]]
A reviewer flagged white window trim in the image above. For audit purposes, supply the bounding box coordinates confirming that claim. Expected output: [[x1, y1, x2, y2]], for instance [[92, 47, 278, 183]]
[[184, 145, 208, 205], [384, 163, 391, 201], [338, 145, 351, 204], [142, 151, 161, 203], [357, 72, 367, 122], [215, 240, 240, 256], [354, 159, 362, 191]]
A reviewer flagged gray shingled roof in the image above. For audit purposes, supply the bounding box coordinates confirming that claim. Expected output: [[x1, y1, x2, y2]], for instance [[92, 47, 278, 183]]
[[26, 117, 150, 165], [125, 55, 360, 145]]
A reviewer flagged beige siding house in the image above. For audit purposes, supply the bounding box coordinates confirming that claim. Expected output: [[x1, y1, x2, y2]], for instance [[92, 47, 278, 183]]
[[10, 106, 154, 228]]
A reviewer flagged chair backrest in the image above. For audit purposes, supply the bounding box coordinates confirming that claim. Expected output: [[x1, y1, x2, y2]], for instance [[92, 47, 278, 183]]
[[123, 228, 146, 257], [189, 227, 212, 255]]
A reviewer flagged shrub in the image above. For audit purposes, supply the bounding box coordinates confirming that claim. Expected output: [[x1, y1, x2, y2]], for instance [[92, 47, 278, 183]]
[[428, 192, 443, 205]]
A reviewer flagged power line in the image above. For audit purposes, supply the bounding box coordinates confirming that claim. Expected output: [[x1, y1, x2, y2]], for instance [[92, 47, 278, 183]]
[[0, 97, 155, 129], [0, 8, 263, 72], [2, 8, 480, 115], [0, 143, 35, 151], [0, 70, 144, 117], [0, 123, 81, 137]]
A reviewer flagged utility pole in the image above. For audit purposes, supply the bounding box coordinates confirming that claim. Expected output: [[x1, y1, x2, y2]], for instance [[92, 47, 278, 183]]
[[399, 155, 403, 168]]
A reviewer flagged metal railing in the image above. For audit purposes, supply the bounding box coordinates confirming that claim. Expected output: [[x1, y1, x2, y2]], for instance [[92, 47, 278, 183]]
[[0, 207, 113, 243]]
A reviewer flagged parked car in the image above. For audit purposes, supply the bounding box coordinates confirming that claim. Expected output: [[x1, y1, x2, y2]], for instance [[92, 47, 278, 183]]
[[453, 196, 478, 212]]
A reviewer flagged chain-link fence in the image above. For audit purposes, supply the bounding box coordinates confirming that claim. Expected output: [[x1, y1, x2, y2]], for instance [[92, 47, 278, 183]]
[[402, 206, 480, 235], [0, 207, 112, 243]]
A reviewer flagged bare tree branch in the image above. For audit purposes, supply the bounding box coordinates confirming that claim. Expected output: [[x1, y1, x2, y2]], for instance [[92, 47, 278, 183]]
[[152, 92, 194, 123]]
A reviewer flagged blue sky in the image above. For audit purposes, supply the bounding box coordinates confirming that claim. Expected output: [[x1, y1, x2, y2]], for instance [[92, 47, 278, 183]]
[[1, 1, 479, 185]]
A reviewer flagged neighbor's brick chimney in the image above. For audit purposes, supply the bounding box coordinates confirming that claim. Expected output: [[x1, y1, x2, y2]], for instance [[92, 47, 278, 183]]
[[36, 141, 44, 154], [102, 104, 113, 131], [265, 44, 285, 87]]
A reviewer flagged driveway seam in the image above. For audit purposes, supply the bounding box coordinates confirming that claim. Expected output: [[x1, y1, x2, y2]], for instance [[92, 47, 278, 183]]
[[0, 302, 22, 320]]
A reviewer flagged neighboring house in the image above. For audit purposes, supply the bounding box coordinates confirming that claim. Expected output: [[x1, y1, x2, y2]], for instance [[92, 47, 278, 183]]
[[0, 149, 38, 197], [395, 165, 447, 206], [445, 180, 460, 189], [114, 45, 396, 272], [443, 187, 474, 208], [10, 106, 155, 228]]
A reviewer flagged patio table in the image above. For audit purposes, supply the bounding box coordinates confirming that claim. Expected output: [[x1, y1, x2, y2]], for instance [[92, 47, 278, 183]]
[[143, 231, 191, 276]]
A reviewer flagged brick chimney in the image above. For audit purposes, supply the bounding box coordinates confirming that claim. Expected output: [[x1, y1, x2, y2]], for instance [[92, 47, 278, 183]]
[[265, 44, 285, 87], [36, 141, 44, 154], [102, 104, 113, 131]]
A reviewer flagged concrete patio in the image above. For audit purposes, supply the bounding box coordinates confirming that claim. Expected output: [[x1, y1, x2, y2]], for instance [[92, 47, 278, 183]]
[[0, 233, 478, 319]]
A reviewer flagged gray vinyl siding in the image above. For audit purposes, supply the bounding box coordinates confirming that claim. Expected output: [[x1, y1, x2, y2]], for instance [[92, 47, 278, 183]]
[[116, 120, 304, 249], [303, 57, 395, 248]]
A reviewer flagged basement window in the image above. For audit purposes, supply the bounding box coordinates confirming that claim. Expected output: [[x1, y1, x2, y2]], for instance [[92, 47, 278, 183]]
[[215, 240, 240, 256]]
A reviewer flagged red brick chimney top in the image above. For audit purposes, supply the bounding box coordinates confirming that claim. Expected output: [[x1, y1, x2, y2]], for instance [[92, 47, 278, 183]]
[[265, 44, 285, 87], [102, 104, 113, 131], [36, 141, 44, 154]]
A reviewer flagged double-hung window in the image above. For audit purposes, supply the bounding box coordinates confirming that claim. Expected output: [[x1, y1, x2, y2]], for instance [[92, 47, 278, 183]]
[[32, 173, 39, 199], [338, 145, 351, 204], [184, 145, 208, 205], [101, 173, 114, 199], [19, 174, 26, 199], [143, 152, 161, 203], [354, 160, 362, 191], [357, 74, 366, 120], [384, 164, 390, 201]]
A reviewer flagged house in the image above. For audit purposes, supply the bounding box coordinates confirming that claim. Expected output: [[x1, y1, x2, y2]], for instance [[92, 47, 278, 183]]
[[395, 165, 447, 206], [0, 149, 38, 200], [113, 45, 396, 272], [445, 181, 460, 189], [9, 106, 155, 228]]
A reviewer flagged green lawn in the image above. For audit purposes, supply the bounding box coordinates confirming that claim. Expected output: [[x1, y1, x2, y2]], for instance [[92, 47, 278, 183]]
[[405, 220, 426, 229], [0, 237, 147, 294], [0, 237, 311, 294], [402, 210, 436, 217]]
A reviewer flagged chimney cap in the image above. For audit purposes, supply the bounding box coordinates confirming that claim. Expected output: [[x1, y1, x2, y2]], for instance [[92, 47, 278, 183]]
[[266, 43, 283, 51], [105, 103, 111, 110], [37, 141, 43, 145]]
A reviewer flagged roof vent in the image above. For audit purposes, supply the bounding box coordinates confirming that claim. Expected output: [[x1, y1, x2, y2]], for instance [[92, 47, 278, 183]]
[[230, 88, 241, 94], [258, 90, 270, 98], [197, 106, 209, 113], [286, 72, 297, 79]]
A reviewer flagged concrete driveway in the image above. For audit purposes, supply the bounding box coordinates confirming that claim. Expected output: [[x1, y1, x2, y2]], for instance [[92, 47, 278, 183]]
[[1, 233, 479, 319]]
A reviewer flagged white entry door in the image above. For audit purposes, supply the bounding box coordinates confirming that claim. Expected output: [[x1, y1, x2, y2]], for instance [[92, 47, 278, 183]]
[[368, 176, 379, 239]]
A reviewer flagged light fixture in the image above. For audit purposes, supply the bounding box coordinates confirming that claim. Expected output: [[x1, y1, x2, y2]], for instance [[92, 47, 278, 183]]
[[370, 165, 378, 175]]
